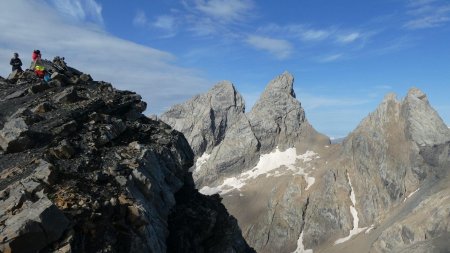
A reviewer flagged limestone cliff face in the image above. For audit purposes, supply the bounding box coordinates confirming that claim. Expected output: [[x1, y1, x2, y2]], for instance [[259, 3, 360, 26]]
[[162, 72, 450, 253], [247, 71, 325, 153], [0, 65, 254, 252], [343, 88, 450, 226], [163, 72, 329, 187], [160, 81, 245, 157], [337, 89, 450, 253]]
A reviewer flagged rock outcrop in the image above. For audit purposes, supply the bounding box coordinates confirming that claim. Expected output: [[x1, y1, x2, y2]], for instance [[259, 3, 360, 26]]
[[0, 62, 254, 252]]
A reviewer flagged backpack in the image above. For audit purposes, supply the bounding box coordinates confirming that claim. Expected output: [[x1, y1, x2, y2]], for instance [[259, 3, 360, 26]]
[[34, 65, 45, 78]]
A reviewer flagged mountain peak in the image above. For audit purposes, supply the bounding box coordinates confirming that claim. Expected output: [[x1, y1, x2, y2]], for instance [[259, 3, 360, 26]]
[[350, 88, 450, 147], [407, 87, 428, 102], [382, 92, 398, 103], [211, 80, 236, 93], [263, 71, 296, 98]]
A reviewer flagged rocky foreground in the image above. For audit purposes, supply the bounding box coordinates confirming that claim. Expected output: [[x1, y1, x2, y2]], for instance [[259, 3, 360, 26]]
[[0, 63, 255, 252], [162, 72, 450, 253]]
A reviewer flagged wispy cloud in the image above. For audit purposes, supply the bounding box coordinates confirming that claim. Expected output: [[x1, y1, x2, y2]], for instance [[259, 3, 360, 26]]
[[133, 11, 178, 38], [301, 29, 331, 41], [185, 16, 226, 36], [371, 35, 416, 55], [133, 10, 148, 26], [317, 54, 343, 63], [245, 35, 293, 59], [258, 24, 333, 42], [1, 0, 210, 114], [179, 0, 255, 37], [193, 0, 254, 23], [336, 32, 361, 43], [257, 23, 371, 46], [154, 15, 177, 31], [404, 0, 450, 29], [49, 0, 103, 25], [375, 85, 393, 90]]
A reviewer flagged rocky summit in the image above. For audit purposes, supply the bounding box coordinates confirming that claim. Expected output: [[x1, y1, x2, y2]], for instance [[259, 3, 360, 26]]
[[162, 72, 450, 253], [0, 61, 255, 252]]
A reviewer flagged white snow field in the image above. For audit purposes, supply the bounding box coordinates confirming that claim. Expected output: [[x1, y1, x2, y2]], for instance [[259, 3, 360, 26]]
[[200, 147, 319, 195]]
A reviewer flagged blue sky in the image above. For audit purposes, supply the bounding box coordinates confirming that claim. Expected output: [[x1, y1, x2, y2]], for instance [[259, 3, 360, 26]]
[[0, 0, 449, 138]]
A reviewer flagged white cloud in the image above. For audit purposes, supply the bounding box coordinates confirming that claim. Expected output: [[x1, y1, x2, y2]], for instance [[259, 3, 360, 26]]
[[258, 24, 332, 42], [317, 54, 343, 63], [257, 24, 372, 48], [404, 0, 450, 29], [0, 0, 210, 114], [178, 0, 254, 37], [301, 29, 331, 41], [245, 35, 293, 59], [194, 0, 254, 23], [153, 15, 177, 31], [49, 0, 103, 25], [133, 12, 178, 38], [408, 0, 437, 8], [405, 15, 450, 29], [336, 32, 361, 43], [187, 17, 221, 36], [133, 10, 148, 26]]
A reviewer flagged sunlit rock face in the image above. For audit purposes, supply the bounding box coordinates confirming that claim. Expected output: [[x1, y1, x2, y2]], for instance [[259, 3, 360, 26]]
[[163, 71, 450, 253]]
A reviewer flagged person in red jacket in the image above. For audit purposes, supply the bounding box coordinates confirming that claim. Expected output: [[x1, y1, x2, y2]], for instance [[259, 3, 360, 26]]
[[31, 50, 45, 78], [31, 49, 41, 69]]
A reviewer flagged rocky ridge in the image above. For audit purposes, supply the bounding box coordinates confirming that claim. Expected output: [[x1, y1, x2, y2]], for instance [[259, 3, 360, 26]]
[[0, 61, 254, 252], [162, 73, 450, 253]]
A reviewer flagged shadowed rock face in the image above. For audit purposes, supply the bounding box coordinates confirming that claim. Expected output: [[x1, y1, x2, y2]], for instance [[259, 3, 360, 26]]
[[162, 71, 450, 253], [0, 64, 254, 253]]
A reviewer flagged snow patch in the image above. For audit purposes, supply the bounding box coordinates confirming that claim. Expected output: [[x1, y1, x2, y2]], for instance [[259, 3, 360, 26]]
[[305, 177, 315, 190], [199, 147, 318, 195], [365, 224, 375, 234], [335, 173, 367, 244], [194, 153, 210, 172], [292, 231, 313, 253], [403, 188, 420, 202], [297, 150, 317, 163]]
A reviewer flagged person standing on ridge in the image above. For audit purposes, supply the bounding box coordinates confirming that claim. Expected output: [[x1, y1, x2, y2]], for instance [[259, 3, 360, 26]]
[[31, 49, 42, 69], [10, 52, 23, 72], [31, 50, 47, 80]]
